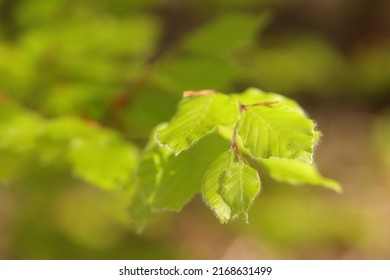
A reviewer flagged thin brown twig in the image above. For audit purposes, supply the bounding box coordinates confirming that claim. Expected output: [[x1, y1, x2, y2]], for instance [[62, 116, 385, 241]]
[[230, 120, 243, 162]]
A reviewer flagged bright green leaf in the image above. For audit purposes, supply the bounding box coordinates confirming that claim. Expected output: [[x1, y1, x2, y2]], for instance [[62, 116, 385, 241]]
[[129, 125, 168, 232], [128, 125, 165, 232], [156, 94, 238, 155], [260, 157, 342, 192], [128, 190, 153, 233], [220, 161, 261, 223], [202, 150, 261, 223], [238, 104, 316, 163], [69, 131, 138, 191], [131, 130, 230, 231], [202, 151, 235, 223], [155, 133, 229, 210]]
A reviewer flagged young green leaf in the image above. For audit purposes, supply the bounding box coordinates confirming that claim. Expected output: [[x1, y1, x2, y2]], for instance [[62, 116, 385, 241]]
[[238, 105, 316, 163], [156, 94, 238, 155], [128, 133, 164, 232], [260, 157, 341, 193], [69, 132, 138, 191], [202, 151, 235, 223], [128, 190, 153, 233], [220, 161, 261, 223], [130, 129, 231, 231], [156, 133, 229, 210], [202, 150, 261, 223]]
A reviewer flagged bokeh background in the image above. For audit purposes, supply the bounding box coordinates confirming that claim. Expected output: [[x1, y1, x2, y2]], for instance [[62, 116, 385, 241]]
[[1, 0, 390, 259]]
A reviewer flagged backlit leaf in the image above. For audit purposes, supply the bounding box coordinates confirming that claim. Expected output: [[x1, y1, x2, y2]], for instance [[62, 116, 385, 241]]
[[131, 130, 230, 231], [238, 104, 316, 163], [156, 94, 238, 155], [220, 161, 261, 222], [69, 129, 138, 191], [128, 190, 153, 233], [202, 151, 235, 223], [260, 157, 341, 192], [202, 150, 261, 223]]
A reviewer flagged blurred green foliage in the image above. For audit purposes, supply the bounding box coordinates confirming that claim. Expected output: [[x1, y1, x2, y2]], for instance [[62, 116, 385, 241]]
[[1, 0, 390, 259]]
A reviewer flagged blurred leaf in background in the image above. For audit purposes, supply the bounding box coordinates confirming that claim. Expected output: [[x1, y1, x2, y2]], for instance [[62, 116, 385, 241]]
[[240, 36, 347, 94], [157, 12, 269, 92]]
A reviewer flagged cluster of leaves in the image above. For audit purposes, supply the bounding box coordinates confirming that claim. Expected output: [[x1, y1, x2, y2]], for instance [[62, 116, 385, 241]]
[[130, 88, 341, 231], [0, 87, 340, 233]]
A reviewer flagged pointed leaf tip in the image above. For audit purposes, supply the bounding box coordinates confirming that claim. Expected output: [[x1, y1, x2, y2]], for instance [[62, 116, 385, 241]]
[[260, 158, 342, 193]]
